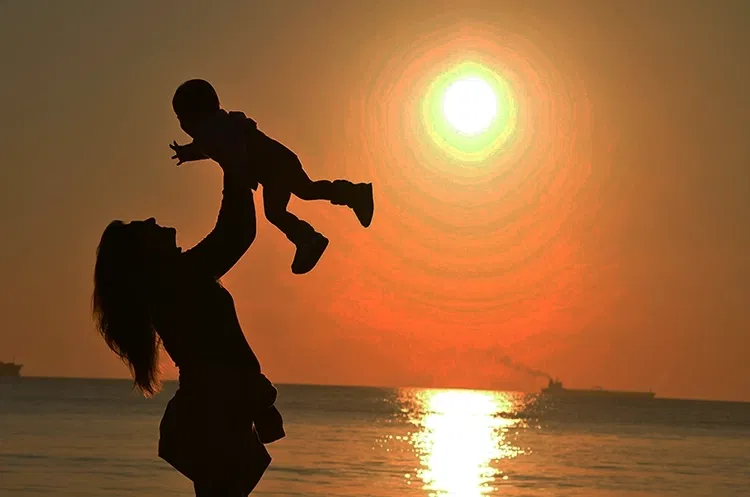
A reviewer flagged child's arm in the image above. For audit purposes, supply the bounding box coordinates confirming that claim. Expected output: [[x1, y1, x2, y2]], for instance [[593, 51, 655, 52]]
[[170, 140, 209, 166]]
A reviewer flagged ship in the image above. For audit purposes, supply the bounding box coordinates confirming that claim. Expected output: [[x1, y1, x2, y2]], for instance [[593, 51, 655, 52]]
[[541, 378, 655, 400], [0, 361, 23, 377]]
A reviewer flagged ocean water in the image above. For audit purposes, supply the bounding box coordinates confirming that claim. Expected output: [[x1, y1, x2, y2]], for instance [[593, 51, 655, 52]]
[[1, 378, 749, 497]]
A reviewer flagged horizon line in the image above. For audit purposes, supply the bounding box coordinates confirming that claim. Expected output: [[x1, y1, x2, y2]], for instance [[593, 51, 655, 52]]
[[6, 374, 750, 404]]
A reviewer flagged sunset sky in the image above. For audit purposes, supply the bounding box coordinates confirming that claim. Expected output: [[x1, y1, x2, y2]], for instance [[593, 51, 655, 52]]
[[1, 1, 748, 402]]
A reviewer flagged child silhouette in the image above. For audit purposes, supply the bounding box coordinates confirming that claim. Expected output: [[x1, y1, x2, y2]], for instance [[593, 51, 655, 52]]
[[170, 79, 374, 274]]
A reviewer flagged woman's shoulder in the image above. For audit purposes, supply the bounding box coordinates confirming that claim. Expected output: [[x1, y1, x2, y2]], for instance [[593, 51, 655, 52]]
[[153, 256, 202, 292], [150, 257, 221, 311]]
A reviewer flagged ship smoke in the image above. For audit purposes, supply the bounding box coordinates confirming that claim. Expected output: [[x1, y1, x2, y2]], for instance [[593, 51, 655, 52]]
[[487, 350, 552, 380]]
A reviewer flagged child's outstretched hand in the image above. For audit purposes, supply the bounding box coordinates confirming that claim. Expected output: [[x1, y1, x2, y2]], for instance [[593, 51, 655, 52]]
[[169, 141, 206, 166]]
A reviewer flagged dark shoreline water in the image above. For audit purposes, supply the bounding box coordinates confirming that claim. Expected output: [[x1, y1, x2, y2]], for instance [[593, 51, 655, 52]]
[[2, 377, 749, 496]]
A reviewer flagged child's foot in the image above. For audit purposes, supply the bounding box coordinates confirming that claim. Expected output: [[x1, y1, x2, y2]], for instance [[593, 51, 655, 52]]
[[349, 183, 374, 228], [291, 232, 329, 274]]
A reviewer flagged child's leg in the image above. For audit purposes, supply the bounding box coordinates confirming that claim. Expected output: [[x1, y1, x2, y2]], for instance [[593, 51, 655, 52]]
[[284, 160, 354, 205], [263, 185, 328, 274], [283, 156, 374, 228], [262, 186, 316, 243]]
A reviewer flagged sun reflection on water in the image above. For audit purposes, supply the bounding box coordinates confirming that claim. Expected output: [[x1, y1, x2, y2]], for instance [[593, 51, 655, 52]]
[[398, 389, 525, 496]]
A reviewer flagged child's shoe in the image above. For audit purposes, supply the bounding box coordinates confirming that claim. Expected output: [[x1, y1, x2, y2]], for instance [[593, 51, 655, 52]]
[[291, 231, 329, 274], [349, 183, 374, 228]]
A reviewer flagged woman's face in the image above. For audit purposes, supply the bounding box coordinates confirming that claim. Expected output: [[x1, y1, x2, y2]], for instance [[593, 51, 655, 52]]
[[130, 218, 179, 258]]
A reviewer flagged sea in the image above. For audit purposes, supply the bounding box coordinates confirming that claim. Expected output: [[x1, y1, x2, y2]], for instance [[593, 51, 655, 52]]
[[1, 378, 749, 497]]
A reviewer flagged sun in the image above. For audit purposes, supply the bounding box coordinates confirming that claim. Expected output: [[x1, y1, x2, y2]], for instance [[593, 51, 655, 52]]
[[442, 77, 498, 136], [423, 61, 518, 163]]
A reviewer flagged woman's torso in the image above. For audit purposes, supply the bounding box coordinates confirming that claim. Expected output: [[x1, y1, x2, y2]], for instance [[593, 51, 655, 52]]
[[150, 262, 261, 389]]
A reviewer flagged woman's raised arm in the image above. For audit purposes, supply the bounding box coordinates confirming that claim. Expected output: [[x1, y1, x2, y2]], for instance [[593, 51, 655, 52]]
[[181, 170, 257, 280]]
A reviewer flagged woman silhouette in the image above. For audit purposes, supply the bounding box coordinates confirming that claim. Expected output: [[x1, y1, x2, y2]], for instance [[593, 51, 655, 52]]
[[92, 164, 283, 497]]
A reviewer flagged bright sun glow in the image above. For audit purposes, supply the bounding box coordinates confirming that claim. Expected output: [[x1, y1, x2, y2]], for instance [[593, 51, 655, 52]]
[[423, 61, 517, 163], [442, 77, 498, 136]]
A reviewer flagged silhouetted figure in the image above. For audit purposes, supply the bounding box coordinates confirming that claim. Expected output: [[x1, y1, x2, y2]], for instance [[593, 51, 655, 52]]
[[169, 78, 374, 275], [93, 164, 282, 496]]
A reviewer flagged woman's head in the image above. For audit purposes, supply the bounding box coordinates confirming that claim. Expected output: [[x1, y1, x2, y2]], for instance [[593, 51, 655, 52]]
[[92, 218, 179, 397]]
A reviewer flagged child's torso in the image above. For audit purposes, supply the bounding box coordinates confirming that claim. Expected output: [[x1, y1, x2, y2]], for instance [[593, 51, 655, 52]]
[[194, 110, 297, 184]]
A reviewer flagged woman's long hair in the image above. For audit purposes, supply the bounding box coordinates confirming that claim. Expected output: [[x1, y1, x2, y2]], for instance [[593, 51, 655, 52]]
[[92, 221, 162, 397]]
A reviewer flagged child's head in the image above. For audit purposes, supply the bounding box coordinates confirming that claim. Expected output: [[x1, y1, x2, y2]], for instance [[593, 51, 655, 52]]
[[172, 79, 221, 136]]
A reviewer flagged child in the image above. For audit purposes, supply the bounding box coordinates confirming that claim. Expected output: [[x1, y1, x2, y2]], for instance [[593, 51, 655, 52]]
[[169, 79, 374, 275]]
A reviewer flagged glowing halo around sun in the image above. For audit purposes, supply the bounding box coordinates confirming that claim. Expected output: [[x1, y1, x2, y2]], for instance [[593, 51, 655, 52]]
[[320, 21, 617, 354], [424, 62, 517, 163]]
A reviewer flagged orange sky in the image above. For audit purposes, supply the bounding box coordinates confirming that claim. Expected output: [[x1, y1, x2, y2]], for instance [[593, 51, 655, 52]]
[[1, 1, 748, 402]]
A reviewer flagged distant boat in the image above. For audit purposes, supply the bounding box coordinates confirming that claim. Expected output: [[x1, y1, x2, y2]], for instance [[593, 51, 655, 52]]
[[0, 361, 23, 377], [541, 378, 655, 400]]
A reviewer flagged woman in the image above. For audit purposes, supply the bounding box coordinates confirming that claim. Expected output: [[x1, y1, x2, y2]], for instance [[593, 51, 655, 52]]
[[92, 164, 284, 497]]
